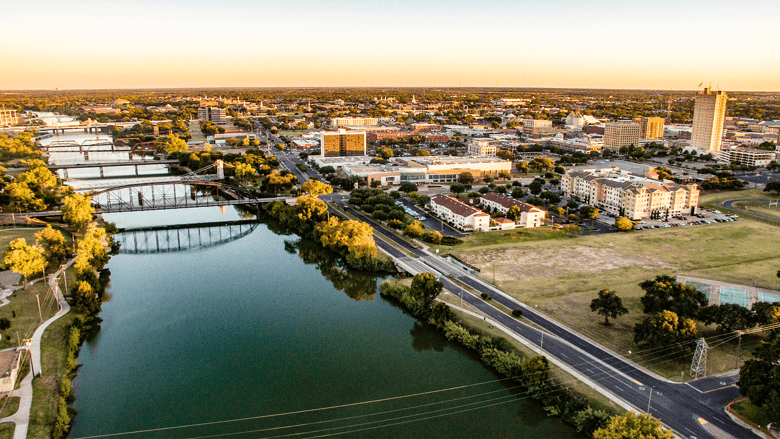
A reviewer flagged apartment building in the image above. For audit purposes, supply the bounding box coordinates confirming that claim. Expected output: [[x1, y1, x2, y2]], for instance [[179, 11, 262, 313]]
[[467, 139, 497, 157], [479, 192, 546, 228], [638, 117, 665, 140], [560, 168, 699, 220], [691, 87, 728, 153], [429, 195, 490, 231], [331, 117, 379, 127], [719, 147, 777, 167], [604, 121, 641, 151], [319, 130, 367, 158]]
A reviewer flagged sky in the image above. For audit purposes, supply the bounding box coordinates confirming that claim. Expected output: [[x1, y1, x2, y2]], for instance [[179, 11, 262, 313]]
[[2, 0, 779, 91]]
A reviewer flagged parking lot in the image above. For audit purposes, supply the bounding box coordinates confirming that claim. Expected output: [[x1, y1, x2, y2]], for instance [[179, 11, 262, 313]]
[[632, 209, 739, 230]]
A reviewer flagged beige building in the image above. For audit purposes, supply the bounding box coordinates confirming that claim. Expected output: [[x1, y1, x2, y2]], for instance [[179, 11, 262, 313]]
[[319, 130, 367, 158], [479, 192, 546, 228], [430, 195, 490, 231], [719, 147, 777, 167], [561, 168, 699, 220], [522, 119, 553, 136], [604, 121, 641, 151], [331, 117, 378, 127], [467, 139, 497, 157], [638, 117, 665, 140], [198, 107, 227, 124], [0, 109, 19, 127], [691, 87, 727, 153]]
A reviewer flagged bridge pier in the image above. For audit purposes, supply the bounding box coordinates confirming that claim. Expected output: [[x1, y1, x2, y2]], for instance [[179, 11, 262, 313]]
[[100, 167, 104, 178]]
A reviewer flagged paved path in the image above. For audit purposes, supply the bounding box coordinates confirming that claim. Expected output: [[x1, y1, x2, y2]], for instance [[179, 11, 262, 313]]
[[721, 199, 780, 224], [0, 261, 72, 439]]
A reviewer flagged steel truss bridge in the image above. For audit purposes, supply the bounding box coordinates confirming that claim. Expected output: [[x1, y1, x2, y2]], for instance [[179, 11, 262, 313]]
[[91, 181, 287, 213], [114, 220, 260, 254]]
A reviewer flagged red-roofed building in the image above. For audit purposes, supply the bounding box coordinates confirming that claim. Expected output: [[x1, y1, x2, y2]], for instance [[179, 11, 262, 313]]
[[479, 192, 546, 228], [430, 194, 490, 231]]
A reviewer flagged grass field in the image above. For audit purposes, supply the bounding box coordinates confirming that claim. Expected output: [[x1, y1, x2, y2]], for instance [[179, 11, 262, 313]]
[[437, 190, 779, 379], [733, 200, 780, 220], [730, 399, 774, 433]]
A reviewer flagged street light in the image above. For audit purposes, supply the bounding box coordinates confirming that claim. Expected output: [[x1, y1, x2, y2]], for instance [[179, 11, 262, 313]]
[[647, 386, 655, 413]]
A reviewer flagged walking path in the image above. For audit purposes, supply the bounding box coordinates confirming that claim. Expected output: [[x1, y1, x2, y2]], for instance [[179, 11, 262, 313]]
[[0, 261, 72, 439]]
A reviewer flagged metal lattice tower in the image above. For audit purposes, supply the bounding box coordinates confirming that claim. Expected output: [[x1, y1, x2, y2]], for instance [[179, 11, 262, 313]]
[[690, 338, 710, 379]]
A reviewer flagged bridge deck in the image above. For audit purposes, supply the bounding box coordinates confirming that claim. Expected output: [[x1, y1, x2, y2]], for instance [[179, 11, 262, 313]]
[[48, 159, 178, 170]]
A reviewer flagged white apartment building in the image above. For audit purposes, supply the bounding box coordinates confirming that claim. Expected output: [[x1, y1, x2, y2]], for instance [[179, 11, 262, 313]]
[[479, 192, 546, 228], [331, 117, 379, 127], [467, 139, 497, 157], [561, 168, 700, 220], [691, 87, 727, 153], [430, 195, 490, 231], [719, 147, 777, 167], [604, 121, 641, 151]]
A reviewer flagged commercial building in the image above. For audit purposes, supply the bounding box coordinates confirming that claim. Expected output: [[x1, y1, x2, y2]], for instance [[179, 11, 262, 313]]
[[522, 119, 553, 136], [604, 121, 641, 151], [560, 168, 700, 220], [691, 87, 728, 153], [546, 134, 603, 153], [198, 107, 227, 124], [0, 109, 19, 127], [638, 117, 665, 140], [719, 147, 777, 167], [467, 139, 497, 157], [319, 130, 367, 158], [331, 117, 378, 127], [479, 192, 546, 228], [429, 194, 490, 231], [342, 156, 512, 187]]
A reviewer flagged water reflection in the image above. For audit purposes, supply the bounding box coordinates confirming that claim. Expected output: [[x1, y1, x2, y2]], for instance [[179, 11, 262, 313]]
[[409, 321, 450, 352]]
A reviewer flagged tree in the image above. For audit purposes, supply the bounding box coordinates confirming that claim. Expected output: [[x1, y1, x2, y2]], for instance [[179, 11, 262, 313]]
[[572, 407, 613, 437], [590, 289, 629, 326], [634, 310, 697, 348], [399, 182, 418, 193], [614, 216, 634, 232], [62, 193, 94, 230], [300, 179, 333, 197], [234, 162, 256, 183], [529, 180, 543, 195], [164, 134, 188, 154], [376, 146, 394, 160], [639, 275, 708, 319], [738, 336, 780, 423], [450, 183, 465, 195], [498, 170, 511, 180], [530, 157, 554, 172], [506, 206, 522, 222], [410, 272, 443, 304], [697, 304, 753, 333], [2, 238, 46, 290], [404, 221, 424, 239], [593, 412, 674, 439], [424, 231, 443, 245], [35, 225, 71, 263], [511, 187, 525, 199], [516, 161, 530, 176], [458, 172, 475, 184], [764, 180, 780, 195], [482, 174, 493, 184]]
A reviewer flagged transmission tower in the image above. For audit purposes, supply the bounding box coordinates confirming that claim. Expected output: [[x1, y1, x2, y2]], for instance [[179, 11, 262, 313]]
[[690, 338, 710, 379]]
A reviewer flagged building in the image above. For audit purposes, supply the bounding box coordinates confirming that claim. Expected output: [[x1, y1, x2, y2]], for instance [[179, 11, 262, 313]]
[[0, 349, 22, 393], [198, 107, 227, 124], [331, 117, 378, 127], [691, 87, 728, 153], [467, 139, 497, 157], [319, 130, 367, 158], [429, 195, 490, 231], [638, 117, 665, 140], [0, 109, 19, 127], [719, 147, 777, 167], [560, 168, 700, 220], [522, 119, 553, 136], [604, 121, 641, 151], [479, 192, 546, 228], [546, 134, 604, 153], [343, 155, 512, 187]]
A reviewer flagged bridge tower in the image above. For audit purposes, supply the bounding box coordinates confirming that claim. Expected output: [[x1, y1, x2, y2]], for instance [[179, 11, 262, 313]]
[[216, 160, 224, 179]]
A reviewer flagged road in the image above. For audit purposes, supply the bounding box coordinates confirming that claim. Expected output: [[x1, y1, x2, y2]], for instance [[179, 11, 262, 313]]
[[396, 198, 467, 238], [331, 201, 754, 439], [722, 198, 780, 224], [736, 170, 780, 188]]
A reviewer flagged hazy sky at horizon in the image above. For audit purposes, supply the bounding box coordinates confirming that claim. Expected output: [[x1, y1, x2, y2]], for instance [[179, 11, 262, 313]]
[[2, 0, 779, 91]]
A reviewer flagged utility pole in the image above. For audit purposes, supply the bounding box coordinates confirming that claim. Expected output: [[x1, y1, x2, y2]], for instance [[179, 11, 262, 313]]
[[36, 294, 42, 322], [735, 331, 744, 370], [25, 339, 35, 377], [647, 386, 655, 413]]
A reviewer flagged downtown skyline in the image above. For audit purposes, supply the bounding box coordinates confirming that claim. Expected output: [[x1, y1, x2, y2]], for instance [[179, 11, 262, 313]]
[[2, 0, 780, 91]]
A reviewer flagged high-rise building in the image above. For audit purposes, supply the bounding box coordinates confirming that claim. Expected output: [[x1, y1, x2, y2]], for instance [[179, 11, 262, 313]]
[[467, 139, 497, 157], [604, 121, 641, 151], [691, 87, 727, 153], [637, 117, 665, 140], [0, 109, 19, 127], [198, 107, 227, 124], [319, 130, 366, 158]]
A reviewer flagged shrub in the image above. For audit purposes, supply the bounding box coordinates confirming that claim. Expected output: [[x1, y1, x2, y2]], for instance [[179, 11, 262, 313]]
[[0, 317, 10, 331], [512, 309, 523, 318]]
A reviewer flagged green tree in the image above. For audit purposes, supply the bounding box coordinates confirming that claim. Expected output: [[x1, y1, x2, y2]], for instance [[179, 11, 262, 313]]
[[2, 238, 46, 290], [529, 180, 543, 195], [62, 193, 94, 230], [300, 179, 333, 197], [515, 161, 530, 176], [506, 206, 522, 222], [35, 225, 71, 264], [738, 336, 780, 423], [764, 180, 780, 195], [376, 146, 394, 159], [698, 304, 754, 333], [593, 412, 674, 439], [399, 182, 418, 193], [614, 216, 634, 231], [634, 310, 697, 348], [410, 272, 443, 304], [450, 183, 465, 195], [511, 187, 525, 199], [424, 231, 443, 245], [639, 275, 707, 319], [590, 289, 629, 326], [529, 157, 554, 172], [458, 172, 475, 184], [572, 407, 613, 437], [498, 170, 511, 180]]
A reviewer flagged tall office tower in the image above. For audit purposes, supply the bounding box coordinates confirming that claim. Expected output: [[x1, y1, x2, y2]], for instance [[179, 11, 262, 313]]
[[319, 130, 366, 157], [604, 121, 641, 151], [691, 87, 727, 153], [637, 117, 665, 140]]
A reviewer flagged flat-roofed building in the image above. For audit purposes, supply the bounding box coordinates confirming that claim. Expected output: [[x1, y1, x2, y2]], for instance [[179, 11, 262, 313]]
[[468, 139, 497, 157], [0, 109, 20, 127], [198, 107, 227, 124], [638, 117, 665, 140], [479, 192, 546, 228], [604, 121, 641, 151], [692, 87, 728, 153], [719, 147, 777, 167], [522, 119, 553, 136], [430, 194, 490, 231], [319, 130, 366, 158], [331, 117, 378, 127], [561, 168, 699, 220]]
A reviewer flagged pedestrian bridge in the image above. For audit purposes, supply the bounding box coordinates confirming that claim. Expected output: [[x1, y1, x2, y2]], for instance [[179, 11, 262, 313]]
[[114, 220, 260, 254]]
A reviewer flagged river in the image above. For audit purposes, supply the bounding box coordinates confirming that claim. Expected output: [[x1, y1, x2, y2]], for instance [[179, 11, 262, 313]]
[[68, 206, 581, 438]]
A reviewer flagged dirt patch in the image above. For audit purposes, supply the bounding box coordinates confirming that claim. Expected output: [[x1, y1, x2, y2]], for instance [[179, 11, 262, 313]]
[[460, 245, 673, 282]]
